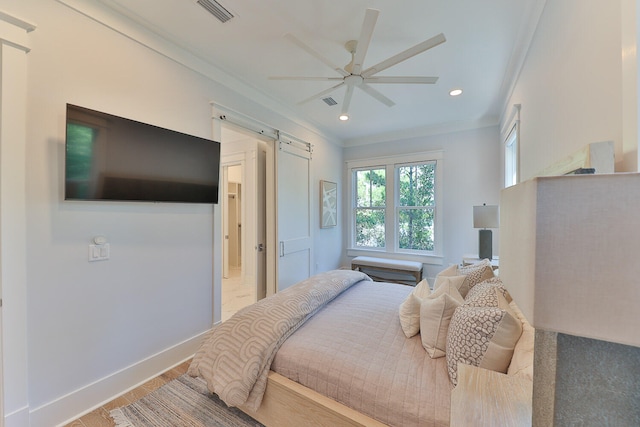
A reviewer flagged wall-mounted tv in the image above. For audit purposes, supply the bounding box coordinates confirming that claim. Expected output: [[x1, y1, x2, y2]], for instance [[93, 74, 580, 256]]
[[65, 104, 220, 204]]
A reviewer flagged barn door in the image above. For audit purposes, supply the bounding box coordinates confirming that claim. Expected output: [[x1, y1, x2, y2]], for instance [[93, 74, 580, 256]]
[[276, 137, 313, 291]]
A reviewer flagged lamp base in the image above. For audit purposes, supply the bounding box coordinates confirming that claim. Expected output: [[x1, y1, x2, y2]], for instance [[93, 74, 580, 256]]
[[478, 229, 492, 260]]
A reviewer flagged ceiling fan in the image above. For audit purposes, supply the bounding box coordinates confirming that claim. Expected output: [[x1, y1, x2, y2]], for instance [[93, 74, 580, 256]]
[[269, 8, 446, 121]]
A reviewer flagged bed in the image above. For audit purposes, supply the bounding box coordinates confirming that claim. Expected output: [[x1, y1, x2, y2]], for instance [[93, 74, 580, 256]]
[[188, 266, 534, 426]]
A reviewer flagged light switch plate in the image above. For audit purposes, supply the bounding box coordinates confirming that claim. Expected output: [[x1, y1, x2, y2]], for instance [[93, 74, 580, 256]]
[[89, 243, 110, 262]]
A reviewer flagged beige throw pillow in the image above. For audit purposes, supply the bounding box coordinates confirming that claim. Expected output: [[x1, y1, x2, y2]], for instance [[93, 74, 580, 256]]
[[398, 279, 431, 338], [433, 274, 466, 293], [445, 292, 523, 385], [419, 283, 464, 358], [436, 264, 458, 278], [507, 301, 535, 381]]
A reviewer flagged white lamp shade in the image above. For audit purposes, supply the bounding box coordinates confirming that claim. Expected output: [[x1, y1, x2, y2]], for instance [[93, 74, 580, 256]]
[[473, 205, 499, 229]]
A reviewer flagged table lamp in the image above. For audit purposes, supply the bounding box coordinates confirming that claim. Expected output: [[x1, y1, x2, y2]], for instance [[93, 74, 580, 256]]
[[473, 204, 499, 260]]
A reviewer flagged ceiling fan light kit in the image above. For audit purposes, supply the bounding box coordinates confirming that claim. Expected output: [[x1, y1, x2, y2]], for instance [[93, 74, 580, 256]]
[[269, 8, 447, 122]]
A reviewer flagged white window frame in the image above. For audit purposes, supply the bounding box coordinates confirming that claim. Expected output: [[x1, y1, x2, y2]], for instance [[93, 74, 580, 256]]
[[502, 104, 521, 188], [504, 123, 519, 188], [347, 150, 443, 264]]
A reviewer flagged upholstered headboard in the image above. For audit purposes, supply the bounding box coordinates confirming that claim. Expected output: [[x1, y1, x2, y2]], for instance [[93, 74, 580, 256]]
[[499, 173, 640, 347]]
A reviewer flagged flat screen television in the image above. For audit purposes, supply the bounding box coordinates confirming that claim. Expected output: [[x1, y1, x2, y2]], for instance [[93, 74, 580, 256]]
[[65, 104, 220, 203]]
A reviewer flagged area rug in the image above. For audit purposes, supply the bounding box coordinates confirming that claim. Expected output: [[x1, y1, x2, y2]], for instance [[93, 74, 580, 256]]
[[109, 374, 264, 426]]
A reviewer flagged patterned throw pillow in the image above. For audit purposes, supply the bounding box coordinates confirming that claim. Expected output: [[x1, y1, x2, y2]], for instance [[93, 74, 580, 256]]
[[398, 279, 432, 338], [420, 284, 464, 358], [465, 278, 513, 305], [456, 260, 495, 298], [445, 292, 522, 385]]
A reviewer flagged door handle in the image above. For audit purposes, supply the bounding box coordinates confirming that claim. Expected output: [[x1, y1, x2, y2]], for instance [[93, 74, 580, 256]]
[[279, 241, 284, 257], [257, 243, 264, 252]]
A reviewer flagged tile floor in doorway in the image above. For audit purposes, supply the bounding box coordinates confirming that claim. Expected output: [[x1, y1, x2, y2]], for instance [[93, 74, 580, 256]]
[[221, 267, 256, 322]]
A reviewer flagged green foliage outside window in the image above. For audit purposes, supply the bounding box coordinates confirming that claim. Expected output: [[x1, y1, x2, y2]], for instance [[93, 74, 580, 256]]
[[352, 162, 437, 252], [397, 163, 436, 251], [355, 168, 386, 247]]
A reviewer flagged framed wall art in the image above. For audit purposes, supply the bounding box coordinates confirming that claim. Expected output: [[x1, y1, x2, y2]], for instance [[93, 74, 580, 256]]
[[320, 180, 337, 228]]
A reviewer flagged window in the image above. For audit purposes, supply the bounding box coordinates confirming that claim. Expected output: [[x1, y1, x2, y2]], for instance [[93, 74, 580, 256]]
[[354, 168, 386, 247], [503, 104, 520, 188], [397, 163, 435, 251], [504, 123, 518, 188], [348, 151, 443, 260]]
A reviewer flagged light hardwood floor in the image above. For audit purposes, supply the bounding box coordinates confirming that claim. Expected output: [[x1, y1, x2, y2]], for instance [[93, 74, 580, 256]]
[[63, 359, 191, 427]]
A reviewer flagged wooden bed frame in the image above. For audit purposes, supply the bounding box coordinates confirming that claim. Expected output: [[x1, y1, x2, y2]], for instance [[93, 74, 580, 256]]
[[241, 371, 386, 427]]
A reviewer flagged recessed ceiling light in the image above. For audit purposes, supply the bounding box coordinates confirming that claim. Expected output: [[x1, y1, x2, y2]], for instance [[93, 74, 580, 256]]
[[339, 114, 350, 121], [449, 88, 463, 97]]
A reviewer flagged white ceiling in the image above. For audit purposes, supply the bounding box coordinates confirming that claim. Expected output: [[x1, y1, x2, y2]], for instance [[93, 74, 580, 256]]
[[95, 0, 540, 145]]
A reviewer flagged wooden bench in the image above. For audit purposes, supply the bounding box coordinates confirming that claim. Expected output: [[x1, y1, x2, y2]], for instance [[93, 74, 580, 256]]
[[351, 256, 423, 286]]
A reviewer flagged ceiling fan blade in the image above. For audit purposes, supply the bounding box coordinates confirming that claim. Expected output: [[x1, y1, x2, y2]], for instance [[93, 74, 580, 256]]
[[341, 84, 355, 117], [363, 76, 439, 84], [297, 82, 346, 105], [350, 8, 379, 75], [361, 33, 446, 78], [284, 33, 350, 77], [269, 76, 344, 81], [358, 83, 395, 107]]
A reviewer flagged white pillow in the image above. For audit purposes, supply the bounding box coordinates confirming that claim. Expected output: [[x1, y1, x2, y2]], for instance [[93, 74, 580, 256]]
[[398, 279, 431, 338], [433, 274, 466, 293], [436, 264, 458, 277], [419, 283, 464, 358], [507, 301, 535, 381]]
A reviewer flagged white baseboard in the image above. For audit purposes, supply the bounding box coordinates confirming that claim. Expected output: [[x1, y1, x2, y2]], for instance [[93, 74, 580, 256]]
[[27, 330, 209, 427], [5, 405, 30, 427]]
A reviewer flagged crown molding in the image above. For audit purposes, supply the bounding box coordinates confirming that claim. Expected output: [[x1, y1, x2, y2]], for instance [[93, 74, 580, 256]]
[[55, 0, 339, 146]]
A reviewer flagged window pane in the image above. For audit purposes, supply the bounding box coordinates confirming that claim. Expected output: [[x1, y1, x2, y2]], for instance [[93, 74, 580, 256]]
[[398, 208, 434, 251], [398, 163, 435, 207], [356, 169, 386, 207], [505, 125, 518, 187], [355, 208, 385, 248]]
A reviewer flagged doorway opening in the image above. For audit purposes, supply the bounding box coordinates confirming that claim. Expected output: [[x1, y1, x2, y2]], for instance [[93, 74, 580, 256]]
[[221, 164, 253, 321], [220, 126, 270, 321]]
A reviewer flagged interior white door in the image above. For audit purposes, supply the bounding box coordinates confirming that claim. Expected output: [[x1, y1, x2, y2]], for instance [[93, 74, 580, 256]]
[[276, 139, 313, 291]]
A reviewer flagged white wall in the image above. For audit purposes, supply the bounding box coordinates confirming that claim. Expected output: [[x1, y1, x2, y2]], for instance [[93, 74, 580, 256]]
[[502, 0, 630, 179], [4, 0, 343, 425], [0, 14, 31, 427], [343, 126, 501, 280], [310, 135, 345, 273]]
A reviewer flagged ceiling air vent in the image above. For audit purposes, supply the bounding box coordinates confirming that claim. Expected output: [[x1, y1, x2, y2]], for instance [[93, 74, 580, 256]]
[[322, 97, 338, 106], [197, 0, 234, 23]]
